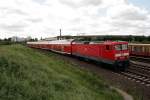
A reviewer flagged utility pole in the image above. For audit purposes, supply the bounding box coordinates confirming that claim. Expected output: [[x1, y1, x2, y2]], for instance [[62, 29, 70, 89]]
[[60, 29, 62, 40]]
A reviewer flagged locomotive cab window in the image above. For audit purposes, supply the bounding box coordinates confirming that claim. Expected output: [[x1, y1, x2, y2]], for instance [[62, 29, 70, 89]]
[[115, 45, 121, 50], [115, 44, 128, 50]]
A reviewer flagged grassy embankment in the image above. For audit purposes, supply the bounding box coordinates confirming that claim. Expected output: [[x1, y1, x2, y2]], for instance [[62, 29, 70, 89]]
[[0, 44, 123, 100]]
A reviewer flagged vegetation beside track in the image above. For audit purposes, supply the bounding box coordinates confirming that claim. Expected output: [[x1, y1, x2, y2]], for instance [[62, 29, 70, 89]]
[[0, 44, 123, 100]]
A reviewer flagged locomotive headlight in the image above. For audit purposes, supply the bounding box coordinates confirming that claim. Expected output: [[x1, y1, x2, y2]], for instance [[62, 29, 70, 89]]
[[115, 53, 129, 58], [123, 53, 129, 56], [115, 53, 121, 57]]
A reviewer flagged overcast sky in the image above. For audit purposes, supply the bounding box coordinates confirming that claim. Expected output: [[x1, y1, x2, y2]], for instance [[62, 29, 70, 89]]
[[0, 0, 150, 39]]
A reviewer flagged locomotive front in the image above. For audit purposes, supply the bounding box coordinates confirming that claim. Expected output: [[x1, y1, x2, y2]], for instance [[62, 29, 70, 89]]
[[113, 42, 129, 70]]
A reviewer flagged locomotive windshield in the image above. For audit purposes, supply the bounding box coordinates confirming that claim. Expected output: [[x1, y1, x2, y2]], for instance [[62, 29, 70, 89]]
[[115, 44, 128, 50]]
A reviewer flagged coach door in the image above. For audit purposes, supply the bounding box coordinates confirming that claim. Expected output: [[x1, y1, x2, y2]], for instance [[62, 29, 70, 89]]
[[104, 45, 113, 60], [145, 45, 149, 56]]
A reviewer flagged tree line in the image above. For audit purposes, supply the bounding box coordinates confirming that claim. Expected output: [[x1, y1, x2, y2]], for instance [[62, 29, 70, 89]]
[[1, 35, 150, 45], [0, 38, 38, 45], [73, 35, 150, 43]]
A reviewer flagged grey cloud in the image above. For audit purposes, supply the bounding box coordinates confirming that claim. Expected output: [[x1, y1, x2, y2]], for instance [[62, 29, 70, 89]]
[[106, 3, 150, 35], [0, 22, 28, 32], [90, 23, 100, 28], [110, 18, 150, 35], [27, 18, 43, 23], [111, 9, 148, 21], [0, 7, 28, 15], [60, 0, 79, 8], [111, 20, 137, 28], [136, 24, 150, 34], [70, 26, 86, 32], [71, 18, 82, 24], [11, 9, 28, 15], [32, 0, 47, 5], [60, 0, 102, 8], [110, 9, 149, 29], [83, 0, 102, 6]]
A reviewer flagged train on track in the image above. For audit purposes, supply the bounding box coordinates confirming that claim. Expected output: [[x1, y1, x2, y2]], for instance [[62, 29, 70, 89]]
[[27, 39, 130, 71], [129, 43, 150, 57]]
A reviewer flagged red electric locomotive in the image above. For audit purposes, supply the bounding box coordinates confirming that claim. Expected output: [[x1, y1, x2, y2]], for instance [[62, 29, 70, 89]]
[[27, 39, 129, 71]]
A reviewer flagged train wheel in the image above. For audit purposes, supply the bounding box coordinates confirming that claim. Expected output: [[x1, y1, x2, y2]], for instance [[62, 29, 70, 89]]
[[120, 66, 126, 71], [114, 66, 119, 72]]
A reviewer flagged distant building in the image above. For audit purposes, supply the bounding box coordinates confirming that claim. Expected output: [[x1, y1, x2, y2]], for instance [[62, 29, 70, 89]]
[[43, 37, 57, 41], [11, 36, 32, 42], [26, 36, 32, 41]]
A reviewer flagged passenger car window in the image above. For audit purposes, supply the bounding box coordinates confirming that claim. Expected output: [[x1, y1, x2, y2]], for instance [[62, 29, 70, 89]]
[[122, 44, 128, 50]]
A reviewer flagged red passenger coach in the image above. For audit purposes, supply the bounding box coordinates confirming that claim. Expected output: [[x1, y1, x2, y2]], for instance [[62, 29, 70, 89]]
[[129, 43, 150, 57], [27, 40, 129, 71], [27, 39, 73, 54]]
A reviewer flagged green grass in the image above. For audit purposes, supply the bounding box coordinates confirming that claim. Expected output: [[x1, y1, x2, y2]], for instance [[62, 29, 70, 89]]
[[0, 44, 123, 100]]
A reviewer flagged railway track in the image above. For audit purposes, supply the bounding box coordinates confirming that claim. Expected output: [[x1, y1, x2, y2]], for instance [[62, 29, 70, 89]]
[[115, 60, 150, 87], [130, 56, 150, 63], [130, 64, 150, 71], [129, 61, 150, 77], [112, 70, 150, 87], [120, 71, 150, 87]]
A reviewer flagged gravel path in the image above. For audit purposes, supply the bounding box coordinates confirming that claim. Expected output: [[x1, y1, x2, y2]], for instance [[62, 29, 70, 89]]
[[111, 87, 133, 100]]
